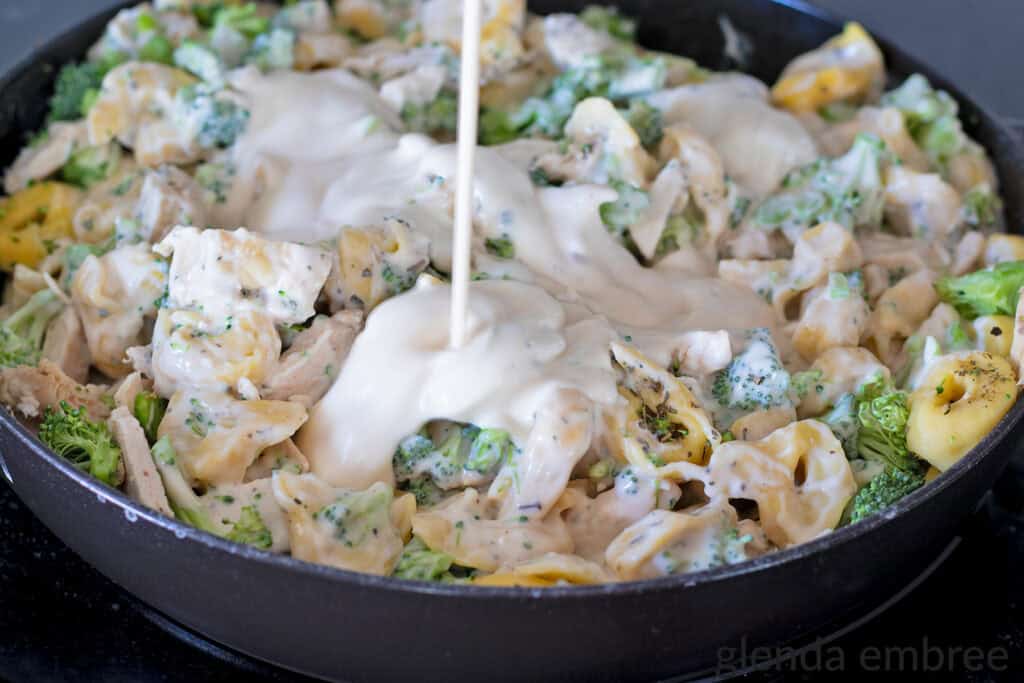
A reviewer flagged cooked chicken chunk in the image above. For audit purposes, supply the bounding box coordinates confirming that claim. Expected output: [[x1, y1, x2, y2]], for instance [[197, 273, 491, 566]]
[[0, 359, 111, 420], [107, 406, 172, 516], [41, 306, 91, 384], [261, 310, 363, 405]]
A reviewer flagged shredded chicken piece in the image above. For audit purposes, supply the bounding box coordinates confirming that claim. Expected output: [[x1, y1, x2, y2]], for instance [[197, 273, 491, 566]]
[[0, 359, 111, 420], [261, 310, 363, 406], [108, 406, 172, 516], [41, 306, 91, 384]]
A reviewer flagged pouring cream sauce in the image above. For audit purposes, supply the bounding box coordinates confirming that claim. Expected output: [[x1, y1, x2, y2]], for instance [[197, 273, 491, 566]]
[[226, 68, 787, 486]]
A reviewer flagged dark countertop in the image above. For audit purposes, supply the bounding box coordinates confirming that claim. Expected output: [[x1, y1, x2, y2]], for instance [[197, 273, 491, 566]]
[[3, 2, 1024, 682]]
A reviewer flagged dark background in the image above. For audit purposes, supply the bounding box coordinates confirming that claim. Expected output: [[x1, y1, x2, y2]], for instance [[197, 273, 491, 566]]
[[2, 1, 1024, 682]]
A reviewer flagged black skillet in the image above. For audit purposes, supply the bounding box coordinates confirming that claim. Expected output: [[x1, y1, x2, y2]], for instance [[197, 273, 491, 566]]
[[2, 1, 1023, 681]]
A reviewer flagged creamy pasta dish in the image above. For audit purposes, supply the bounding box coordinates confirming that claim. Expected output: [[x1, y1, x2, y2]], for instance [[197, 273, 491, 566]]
[[2, 0, 1021, 586]]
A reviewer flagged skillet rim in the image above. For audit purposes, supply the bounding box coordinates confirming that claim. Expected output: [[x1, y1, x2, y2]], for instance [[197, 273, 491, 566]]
[[1, 0, 1022, 601]]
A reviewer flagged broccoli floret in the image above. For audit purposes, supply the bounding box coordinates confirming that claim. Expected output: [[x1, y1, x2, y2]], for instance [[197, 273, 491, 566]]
[[139, 34, 174, 64], [623, 99, 663, 149], [314, 483, 394, 548], [855, 375, 922, 473], [60, 144, 121, 188], [711, 328, 791, 412], [47, 62, 106, 122], [178, 85, 250, 148], [214, 3, 269, 38], [599, 181, 649, 239], [753, 133, 889, 240], [820, 392, 859, 457], [393, 423, 512, 490], [133, 391, 168, 444], [654, 209, 701, 259], [174, 41, 226, 87], [402, 477, 445, 507], [39, 401, 123, 486], [478, 108, 524, 145], [225, 504, 273, 549], [849, 466, 925, 523], [881, 74, 966, 171], [246, 27, 295, 71], [960, 184, 1003, 231], [579, 5, 636, 41], [401, 91, 457, 135], [0, 289, 63, 368], [935, 260, 1024, 319], [465, 428, 514, 473], [791, 369, 825, 400], [484, 235, 515, 260], [194, 160, 236, 205], [393, 537, 456, 581], [498, 53, 667, 140]]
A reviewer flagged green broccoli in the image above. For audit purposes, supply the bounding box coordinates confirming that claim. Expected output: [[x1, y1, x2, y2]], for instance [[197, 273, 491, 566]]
[[599, 181, 649, 239], [402, 477, 445, 507], [39, 401, 123, 486], [623, 99, 663, 149], [214, 3, 269, 38], [178, 85, 251, 149], [478, 108, 525, 146], [819, 392, 859, 457], [484, 235, 515, 260], [246, 27, 295, 71], [753, 133, 889, 241], [174, 41, 226, 87], [465, 428, 514, 473], [60, 144, 121, 188], [855, 375, 922, 473], [225, 504, 273, 549], [579, 5, 636, 41], [314, 483, 394, 548], [133, 391, 168, 444], [393, 537, 456, 581], [47, 62, 106, 122], [654, 209, 701, 259], [935, 260, 1024, 319], [711, 328, 791, 413], [961, 183, 1003, 231], [849, 466, 925, 523], [881, 74, 966, 171], [393, 423, 512, 491], [139, 34, 174, 64], [401, 91, 458, 135], [491, 53, 668, 141], [791, 368, 825, 400], [0, 289, 63, 368]]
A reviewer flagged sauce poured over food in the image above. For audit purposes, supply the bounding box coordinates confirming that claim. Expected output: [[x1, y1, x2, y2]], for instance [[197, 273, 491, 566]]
[[0, 1, 1019, 586]]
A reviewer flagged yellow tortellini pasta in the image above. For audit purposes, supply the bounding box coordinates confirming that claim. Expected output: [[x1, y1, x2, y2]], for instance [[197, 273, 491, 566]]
[[771, 22, 884, 112], [159, 390, 308, 486], [608, 342, 720, 468], [907, 352, 1018, 471], [705, 421, 857, 547], [272, 472, 407, 575]]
